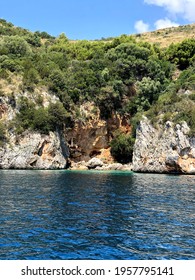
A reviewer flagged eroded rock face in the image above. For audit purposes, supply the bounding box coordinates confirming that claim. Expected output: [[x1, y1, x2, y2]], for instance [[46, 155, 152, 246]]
[[67, 119, 109, 162], [67, 108, 130, 163], [0, 131, 69, 169], [133, 117, 195, 174], [0, 86, 70, 169]]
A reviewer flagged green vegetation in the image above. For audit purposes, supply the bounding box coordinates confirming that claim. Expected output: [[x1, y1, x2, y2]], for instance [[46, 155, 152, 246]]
[[0, 19, 195, 161], [166, 39, 195, 70], [0, 35, 31, 57], [0, 121, 6, 146], [145, 60, 195, 134], [13, 97, 70, 134], [110, 132, 135, 163]]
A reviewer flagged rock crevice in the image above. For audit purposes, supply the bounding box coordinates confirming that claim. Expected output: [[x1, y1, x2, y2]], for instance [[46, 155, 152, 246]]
[[0, 131, 68, 169], [132, 117, 195, 174]]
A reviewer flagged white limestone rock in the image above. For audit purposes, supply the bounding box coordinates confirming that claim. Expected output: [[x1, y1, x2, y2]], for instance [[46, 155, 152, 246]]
[[86, 157, 104, 169], [132, 117, 195, 174], [0, 131, 69, 169]]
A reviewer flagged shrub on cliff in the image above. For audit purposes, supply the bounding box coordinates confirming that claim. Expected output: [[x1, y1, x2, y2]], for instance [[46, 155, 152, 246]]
[[23, 68, 40, 91], [166, 39, 195, 70], [0, 121, 6, 146], [0, 35, 31, 57], [48, 101, 71, 129], [0, 55, 22, 72], [176, 65, 195, 91], [48, 69, 66, 93], [31, 108, 52, 134], [173, 99, 195, 136], [97, 85, 122, 119], [110, 132, 135, 163]]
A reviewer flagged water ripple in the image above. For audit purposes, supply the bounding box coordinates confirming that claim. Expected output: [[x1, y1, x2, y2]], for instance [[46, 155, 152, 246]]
[[0, 170, 194, 259]]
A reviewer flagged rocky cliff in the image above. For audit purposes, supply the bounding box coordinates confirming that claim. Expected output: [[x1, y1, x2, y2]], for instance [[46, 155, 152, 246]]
[[66, 103, 130, 164], [0, 80, 195, 173], [133, 117, 195, 174], [0, 131, 69, 169], [0, 85, 69, 169]]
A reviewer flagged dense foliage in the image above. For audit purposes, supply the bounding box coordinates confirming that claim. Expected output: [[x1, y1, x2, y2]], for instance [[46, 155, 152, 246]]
[[13, 97, 70, 134], [166, 39, 195, 70], [110, 132, 135, 163], [0, 19, 195, 161], [0, 120, 6, 146]]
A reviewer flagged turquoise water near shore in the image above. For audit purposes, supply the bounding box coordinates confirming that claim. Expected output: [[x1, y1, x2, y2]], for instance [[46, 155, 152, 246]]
[[0, 170, 194, 260]]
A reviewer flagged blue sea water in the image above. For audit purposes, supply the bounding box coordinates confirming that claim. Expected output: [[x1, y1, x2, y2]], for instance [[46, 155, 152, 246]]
[[0, 170, 194, 260]]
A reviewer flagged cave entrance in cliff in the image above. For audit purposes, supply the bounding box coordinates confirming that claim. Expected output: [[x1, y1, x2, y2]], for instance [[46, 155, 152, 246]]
[[89, 150, 101, 157]]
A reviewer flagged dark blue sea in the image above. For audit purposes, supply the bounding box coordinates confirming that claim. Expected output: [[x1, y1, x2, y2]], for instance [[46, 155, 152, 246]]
[[0, 170, 194, 260]]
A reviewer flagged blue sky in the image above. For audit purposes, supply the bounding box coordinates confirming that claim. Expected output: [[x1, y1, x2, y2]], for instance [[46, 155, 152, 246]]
[[0, 0, 194, 39]]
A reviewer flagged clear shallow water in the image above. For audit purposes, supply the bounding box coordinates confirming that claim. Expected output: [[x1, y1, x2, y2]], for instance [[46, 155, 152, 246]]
[[0, 170, 194, 260]]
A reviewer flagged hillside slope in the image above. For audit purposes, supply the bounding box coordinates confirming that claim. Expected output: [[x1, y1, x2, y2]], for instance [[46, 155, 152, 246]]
[[134, 23, 195, 48], [0, 18, 195, 173]]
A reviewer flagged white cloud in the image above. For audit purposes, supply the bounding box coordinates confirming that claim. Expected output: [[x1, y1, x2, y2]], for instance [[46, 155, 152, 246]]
[[154, 18, 179, 29], [134, 20, 150, 33], [144, 0, 195, 21]]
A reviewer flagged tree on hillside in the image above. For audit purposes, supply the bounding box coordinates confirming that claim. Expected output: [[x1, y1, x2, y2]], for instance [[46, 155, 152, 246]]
[[166, 39, 195, 70], [0, 35, 31, 57]]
